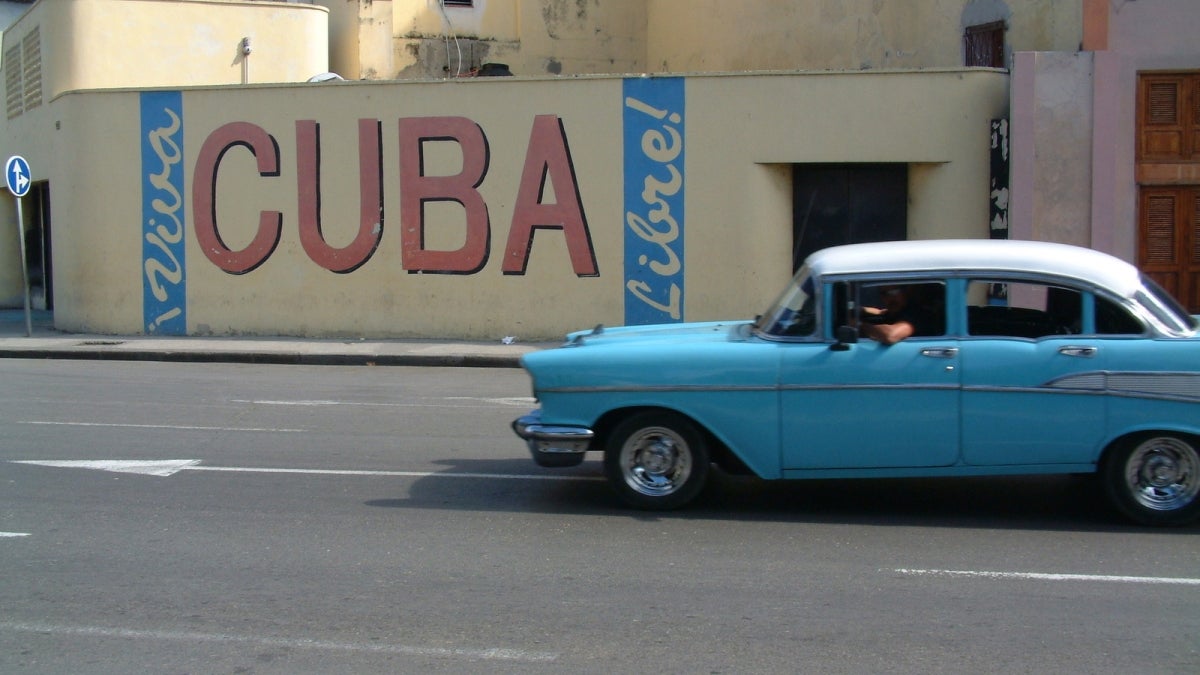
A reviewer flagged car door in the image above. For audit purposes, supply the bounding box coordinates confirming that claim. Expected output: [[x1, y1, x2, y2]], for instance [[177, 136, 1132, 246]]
[[780, 279, 961, 470], [958, 280, 1108, 466]]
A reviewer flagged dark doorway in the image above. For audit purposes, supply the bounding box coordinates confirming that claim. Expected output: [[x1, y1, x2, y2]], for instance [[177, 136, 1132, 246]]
[[25, 182, 51, 310], [792, 164, 908, 272]]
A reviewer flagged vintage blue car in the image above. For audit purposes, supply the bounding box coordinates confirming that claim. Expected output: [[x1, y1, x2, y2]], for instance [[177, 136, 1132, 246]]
[[513, 239, 1200, 525]]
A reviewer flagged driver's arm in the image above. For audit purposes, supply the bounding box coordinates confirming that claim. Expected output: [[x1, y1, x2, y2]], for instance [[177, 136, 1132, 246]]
[[859, 320, 914, 346]]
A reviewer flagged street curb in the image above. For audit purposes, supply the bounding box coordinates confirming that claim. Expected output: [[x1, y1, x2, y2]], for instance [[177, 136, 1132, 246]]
[[0, 349, 525, 368]]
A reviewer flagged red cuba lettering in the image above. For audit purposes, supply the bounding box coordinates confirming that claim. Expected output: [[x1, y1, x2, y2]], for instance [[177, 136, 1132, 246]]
[[504, 115, 597, 276], [192, 122, 282, 275], [398, 116, 491, 274], [296, 119, 384, 273]]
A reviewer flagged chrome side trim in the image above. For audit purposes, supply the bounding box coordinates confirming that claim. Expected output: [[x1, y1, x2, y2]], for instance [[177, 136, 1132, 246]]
[[539, 371, 1200, 403], [962, 385, 1108, 397], [1042, 372, 1107, 390], [1044, 370, 1200, 402], [782, 383, 961, 392], [1108, 372, 1200, 399], [540, 384, 777, 394]]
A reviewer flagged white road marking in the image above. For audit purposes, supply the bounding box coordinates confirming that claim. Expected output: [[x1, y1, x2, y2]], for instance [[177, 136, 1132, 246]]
[[12, 459, 201, 476], [0, 532, 30, 538], [232, 399, 351, 406], [895, 568, 1200, 586], [233, 396, 534, 408], [11, 459, 601, 482], [446, 396, 537, 406], [18, 420, 303, 433], [0, 621, 558, 663], [187, 465, 599, 481]]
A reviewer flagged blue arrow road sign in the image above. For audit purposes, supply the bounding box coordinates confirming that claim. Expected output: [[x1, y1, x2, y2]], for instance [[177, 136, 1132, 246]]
[[6, 155, 30, 197]]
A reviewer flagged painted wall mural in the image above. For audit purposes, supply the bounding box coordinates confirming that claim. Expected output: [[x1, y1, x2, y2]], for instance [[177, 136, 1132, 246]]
[[622, 76, 685, 325], [990, 118, 1009, 240], [140, 91, 187, 335], [139, 78, 688, 335], [192, 115, 598, 278]]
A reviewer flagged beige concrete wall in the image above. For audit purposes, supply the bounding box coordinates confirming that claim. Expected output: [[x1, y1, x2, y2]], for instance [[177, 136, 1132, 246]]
[[0, 0, 331, 309], [394, 0, 520, 40], [646, 0, 1081, 73], [0, 192, 27, 306], [317, 0, 393, 80], [682, 70, 1009, 313], [39, 69, 1007, 338], [387, 0, 1082, 78], [47, 92, 135, 328], [1010, 51, 1094, 248], [2, 0, 328, 100], [1005, 0, 1084, 55], [392, 0, 645, 78]]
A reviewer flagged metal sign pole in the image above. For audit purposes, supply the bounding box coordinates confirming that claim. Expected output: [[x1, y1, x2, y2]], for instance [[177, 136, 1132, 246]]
[[14, 195, 31, 336], [6, 155, 33, 337]]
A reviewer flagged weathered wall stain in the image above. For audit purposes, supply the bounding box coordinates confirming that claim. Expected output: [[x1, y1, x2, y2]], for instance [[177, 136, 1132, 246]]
[[542, 0, 598, 40]]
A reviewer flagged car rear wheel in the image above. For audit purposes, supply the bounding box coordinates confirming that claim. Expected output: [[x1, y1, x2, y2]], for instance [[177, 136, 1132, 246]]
[[1103, 433, 1200, 526], [604, 411, 710, 510]]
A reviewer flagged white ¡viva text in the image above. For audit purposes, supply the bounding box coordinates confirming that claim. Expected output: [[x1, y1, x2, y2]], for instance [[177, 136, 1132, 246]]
[[144, 108, 184, 331]]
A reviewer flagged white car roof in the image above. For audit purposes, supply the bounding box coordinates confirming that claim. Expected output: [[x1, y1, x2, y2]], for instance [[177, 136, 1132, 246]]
[[806, 239, 1144, 298]]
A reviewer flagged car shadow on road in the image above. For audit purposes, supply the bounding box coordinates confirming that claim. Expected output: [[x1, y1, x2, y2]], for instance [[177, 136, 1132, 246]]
[[364, 458, 1200, 534]]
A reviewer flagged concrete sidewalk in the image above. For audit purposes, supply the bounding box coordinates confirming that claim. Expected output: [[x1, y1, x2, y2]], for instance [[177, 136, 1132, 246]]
[[0, 309, 552, 367]]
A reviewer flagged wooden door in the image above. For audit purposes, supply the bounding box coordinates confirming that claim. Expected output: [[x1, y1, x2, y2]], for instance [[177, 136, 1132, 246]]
[[1137, 72, 1200, 312], [1139, 187, 1200, 312]]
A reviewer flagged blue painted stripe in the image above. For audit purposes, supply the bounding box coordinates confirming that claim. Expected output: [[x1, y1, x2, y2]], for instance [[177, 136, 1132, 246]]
[[140, 91, 186, 335], [622, 77, 685, 326]]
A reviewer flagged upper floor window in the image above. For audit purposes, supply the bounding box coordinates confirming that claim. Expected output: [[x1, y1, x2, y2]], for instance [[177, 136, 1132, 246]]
[[1137, 72, 1200, 162], [965, 21, 1005, 68]]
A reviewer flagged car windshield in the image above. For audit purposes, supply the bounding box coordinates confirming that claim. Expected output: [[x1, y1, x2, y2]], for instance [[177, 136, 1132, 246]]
[[1138, 274, 1198, 334], [754, 265, 817, 337]]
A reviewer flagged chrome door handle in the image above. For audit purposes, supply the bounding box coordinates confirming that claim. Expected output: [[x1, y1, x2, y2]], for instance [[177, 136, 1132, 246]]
[[1058, 346, 1097, 358], [920, 347, 959, 359]]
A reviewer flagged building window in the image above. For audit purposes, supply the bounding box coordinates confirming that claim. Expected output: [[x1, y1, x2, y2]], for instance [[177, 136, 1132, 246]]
[[1137, 72, 1200, 162], [965, 21, 1005, 68]]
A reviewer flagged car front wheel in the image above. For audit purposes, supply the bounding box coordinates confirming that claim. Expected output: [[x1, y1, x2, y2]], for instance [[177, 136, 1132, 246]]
[[604, 411, 710, 510], [1103, 433, 1200, 526]]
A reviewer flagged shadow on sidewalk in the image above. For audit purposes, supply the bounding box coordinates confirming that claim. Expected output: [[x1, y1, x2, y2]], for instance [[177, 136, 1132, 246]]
[[0, 307, 54, 337]]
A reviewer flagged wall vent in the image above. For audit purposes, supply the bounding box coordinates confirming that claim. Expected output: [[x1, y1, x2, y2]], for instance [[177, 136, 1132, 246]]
[[5, 26, 42, 119]]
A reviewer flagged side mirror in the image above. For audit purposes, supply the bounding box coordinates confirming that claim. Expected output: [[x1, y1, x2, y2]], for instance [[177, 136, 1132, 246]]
[[831, 325, 858, 351]]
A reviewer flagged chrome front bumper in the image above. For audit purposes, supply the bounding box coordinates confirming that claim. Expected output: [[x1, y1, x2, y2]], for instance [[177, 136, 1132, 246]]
[[512, 410, 594, 468]]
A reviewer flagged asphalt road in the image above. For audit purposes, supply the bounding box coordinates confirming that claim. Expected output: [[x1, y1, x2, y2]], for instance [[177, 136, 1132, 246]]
[[1, 360, 1197, 673]]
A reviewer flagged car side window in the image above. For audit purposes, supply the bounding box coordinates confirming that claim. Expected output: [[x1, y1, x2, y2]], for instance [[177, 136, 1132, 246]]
[[1095, 295, 1145, 335], [837, 279, 946, 339], [967, 280, 1081, 338]]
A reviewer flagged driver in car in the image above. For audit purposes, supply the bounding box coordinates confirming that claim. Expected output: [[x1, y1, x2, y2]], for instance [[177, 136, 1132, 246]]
[[858, 284, 940, 345]]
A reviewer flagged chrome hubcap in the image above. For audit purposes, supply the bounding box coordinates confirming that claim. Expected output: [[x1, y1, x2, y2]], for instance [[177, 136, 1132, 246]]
[[621, 426, 691, 497], [1125, 437, 1200, 512]]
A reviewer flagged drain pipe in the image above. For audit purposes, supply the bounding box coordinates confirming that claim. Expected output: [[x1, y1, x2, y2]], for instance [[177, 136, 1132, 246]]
[[241, 37, 252, 84]]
